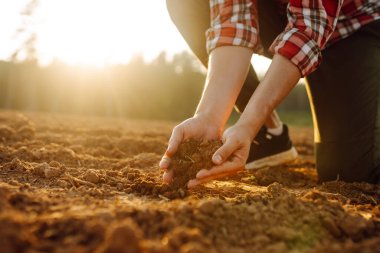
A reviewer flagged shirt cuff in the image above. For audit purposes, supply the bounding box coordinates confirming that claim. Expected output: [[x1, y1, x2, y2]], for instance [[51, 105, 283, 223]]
[[206, 23, 260, 54], [270, 28, 322, 77]]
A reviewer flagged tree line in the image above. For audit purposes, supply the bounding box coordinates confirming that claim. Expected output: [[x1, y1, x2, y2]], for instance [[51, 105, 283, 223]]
[[0, 51, 310, 121]]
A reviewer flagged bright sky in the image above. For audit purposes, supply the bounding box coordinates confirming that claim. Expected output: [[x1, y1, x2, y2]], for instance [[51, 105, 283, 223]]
[[0, 0, 271, 71]]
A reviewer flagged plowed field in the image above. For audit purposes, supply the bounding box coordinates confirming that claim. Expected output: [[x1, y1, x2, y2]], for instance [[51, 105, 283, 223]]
[[0, 110, 379, 253]]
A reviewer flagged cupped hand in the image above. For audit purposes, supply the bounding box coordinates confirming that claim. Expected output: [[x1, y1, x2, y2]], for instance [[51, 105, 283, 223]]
[[160, 114, 222, 183], [187, 123, 253, 188]]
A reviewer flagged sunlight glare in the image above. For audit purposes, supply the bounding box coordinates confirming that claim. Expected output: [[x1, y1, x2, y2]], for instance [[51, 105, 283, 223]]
[[37, 0, 189, 66], [0, 0, 272, 73]]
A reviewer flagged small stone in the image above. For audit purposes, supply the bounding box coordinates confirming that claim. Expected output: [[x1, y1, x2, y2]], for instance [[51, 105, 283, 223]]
[[32, 149, 42, 159], [57, 179, 69, 188], [126, 173, 135, 180], [17, 125, 35, 139], [197, 199, 223, 214], [33, 163, 49, 177], [0, 125, 16, 140], [339, 214, 371, 236], [9, 158, 27, 171], [49, 161, 61, 167], [62, 148, 76, 157], [116, 183, 124, 191], [8, 180, 21, 186], [44, 167, 63, 178], [97, 219, 143, 253], [267, 182, 288, 197], [84, 170, 100, 184]]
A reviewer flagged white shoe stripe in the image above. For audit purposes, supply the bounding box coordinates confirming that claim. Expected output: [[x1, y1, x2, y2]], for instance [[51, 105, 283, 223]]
[[245, 147, 298, 170]]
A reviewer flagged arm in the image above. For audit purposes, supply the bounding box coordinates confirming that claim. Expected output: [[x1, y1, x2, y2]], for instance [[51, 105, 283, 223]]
[[161, 46, 253, 182], [195, 46, 253, 128], [161, 0, 258, 181], [238, 54, 301, 139], [189, 54, 300, 187]]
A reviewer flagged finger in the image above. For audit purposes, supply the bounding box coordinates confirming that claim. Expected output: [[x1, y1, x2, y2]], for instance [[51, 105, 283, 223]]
[[212, 138, 240, 165], [196, 160, 244, 179], [166, 126, 184, 156], [159, 155, 171, 170], [162, 170, 173, 183], [188, 170, 239, 188], [196, 169, 210, 178], [188, 178, 205, 188]]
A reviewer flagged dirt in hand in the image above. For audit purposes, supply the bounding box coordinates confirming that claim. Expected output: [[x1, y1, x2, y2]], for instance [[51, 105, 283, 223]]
[[127, 139, 222, 199], [169, 139, 222, 190]]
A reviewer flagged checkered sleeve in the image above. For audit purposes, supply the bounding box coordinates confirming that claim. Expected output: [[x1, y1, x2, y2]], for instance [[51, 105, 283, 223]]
[[270, 0, 344, 76], [206, 0, 260, 54]]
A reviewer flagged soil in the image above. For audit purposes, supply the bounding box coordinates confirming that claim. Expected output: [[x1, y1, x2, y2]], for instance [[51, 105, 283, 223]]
[[0, 110, 380, 253], [170, 139, 222, 190]]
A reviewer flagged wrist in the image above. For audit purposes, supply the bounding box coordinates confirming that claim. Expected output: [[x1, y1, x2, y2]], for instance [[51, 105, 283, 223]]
[[193, 112, 225, 134], [194, 111, 225, 129], [235, 118, 261, 142]]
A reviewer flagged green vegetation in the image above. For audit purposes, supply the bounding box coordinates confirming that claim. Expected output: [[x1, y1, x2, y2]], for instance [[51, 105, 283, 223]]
[[227, 110, 312, 127], [278, 111, 313, 127]]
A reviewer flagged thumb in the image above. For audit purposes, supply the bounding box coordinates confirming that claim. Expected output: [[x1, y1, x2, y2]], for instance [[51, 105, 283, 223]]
[[212, 138, 239, 165]]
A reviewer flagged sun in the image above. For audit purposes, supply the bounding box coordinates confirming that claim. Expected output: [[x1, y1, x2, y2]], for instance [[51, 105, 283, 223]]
[[35, 0, 189, 66], [0, 0, 273, 73]]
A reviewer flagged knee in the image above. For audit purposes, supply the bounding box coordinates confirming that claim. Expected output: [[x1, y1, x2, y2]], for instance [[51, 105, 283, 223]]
[[315, 142, 380, 184]]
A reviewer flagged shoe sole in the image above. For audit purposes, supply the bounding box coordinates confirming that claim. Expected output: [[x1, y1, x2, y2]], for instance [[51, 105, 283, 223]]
[[245, 147, 298, 170]]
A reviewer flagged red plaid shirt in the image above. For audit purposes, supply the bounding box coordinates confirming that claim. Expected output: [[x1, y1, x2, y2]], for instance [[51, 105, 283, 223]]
[[206, 0, 380, 76]]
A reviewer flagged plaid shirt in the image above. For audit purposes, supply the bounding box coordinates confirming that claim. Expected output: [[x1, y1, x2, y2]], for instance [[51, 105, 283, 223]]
[[206, 0, 380, 76]]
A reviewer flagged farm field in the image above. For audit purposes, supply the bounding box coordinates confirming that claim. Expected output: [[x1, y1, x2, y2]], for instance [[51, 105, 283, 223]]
[[0, 110, 379, 253]]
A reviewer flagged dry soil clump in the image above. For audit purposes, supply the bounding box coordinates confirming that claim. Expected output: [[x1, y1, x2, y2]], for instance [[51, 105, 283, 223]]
[[169, 139, 222, 190]]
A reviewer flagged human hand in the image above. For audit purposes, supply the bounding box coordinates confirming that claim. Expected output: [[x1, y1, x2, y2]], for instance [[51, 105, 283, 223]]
[[160, 114, 222, 183], [187, 123, 253, 188]]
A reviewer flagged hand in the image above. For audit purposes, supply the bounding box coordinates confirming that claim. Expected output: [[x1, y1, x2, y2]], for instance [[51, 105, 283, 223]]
[[187, 123, 253, 188], [160, 114, 222, 183]]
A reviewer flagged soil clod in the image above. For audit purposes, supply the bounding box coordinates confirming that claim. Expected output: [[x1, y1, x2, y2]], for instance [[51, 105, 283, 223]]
[[169, 139, 222, 190]]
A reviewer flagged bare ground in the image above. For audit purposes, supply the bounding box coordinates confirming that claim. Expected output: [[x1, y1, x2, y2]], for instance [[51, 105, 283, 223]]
[[0, 110, 379, 253]]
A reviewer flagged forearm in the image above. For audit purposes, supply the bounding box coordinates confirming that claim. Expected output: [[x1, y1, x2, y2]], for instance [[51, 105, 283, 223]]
[[237, 54, 301, 139], [195, 46, 253, 128]]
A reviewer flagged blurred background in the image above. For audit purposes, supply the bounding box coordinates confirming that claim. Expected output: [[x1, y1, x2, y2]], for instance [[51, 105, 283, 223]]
[[0, 0, 312, 125]]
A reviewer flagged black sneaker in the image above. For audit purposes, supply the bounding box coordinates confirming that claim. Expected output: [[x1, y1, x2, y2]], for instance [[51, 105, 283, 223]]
[[245, 124, 298, 170]]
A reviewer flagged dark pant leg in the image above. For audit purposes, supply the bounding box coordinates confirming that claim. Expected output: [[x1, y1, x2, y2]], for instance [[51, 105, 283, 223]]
[[166, 0, 261, 113], [166, 0, 210, 66], [257, 0, 287, 56], [306, 20, 380, 183]]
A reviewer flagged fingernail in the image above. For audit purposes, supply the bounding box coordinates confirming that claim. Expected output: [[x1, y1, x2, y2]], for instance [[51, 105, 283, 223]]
[[162, 173, 168, 182], [159, 160, 168, 169], [196, 169, 209, 179], [213, 154, 222, 164], [162, 172, 172, 183]]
